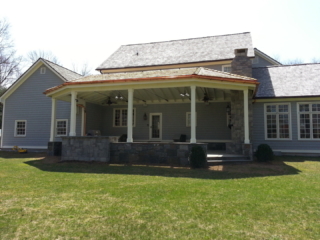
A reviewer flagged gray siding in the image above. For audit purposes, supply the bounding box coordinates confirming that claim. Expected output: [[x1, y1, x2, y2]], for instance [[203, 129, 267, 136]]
[[2, 65, 82, 148], [252, 56, 275, 67], [86, 102, 104, 133], [252, 101, 320, 152], [99, 102, 231, 141]]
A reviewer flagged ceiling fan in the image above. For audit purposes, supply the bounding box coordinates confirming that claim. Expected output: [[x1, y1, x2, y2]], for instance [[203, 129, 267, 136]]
[[103, 97, 117, 105], [202, 91, 212, 103]]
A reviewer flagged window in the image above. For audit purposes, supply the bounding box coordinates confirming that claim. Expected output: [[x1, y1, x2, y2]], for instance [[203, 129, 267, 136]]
[[186, 112, 197, 127], [40, 67, 46, 74], [298, 103, 320, 140], [222, 65, 231, 73], [15, 120, 26, 137], [113, 108, 135, 127], [56, 119, 68, 136], [264, 103, 291, 139]]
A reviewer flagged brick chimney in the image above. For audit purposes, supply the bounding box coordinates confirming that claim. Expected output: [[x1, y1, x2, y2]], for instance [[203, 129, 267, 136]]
[[231, 48, 252, 77]]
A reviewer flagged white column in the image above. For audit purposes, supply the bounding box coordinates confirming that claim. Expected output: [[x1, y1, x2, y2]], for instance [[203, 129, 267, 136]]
[[127, 89, 134, 142], [49, 98, 57, 142], [243, 88, 250, 144], [69, 91, 77, 136], [190, 85, 196, 143]]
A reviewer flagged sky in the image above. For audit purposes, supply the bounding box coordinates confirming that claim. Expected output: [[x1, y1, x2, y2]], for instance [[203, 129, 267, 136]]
[[1, 0, 320, 74]]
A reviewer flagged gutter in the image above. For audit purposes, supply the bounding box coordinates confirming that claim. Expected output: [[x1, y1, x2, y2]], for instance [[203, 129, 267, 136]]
[[44, 74, 259, 95]]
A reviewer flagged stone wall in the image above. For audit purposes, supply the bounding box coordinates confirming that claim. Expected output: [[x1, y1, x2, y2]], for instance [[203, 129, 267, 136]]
[[61, 136, 112, 162], [110, 142, 207, 166]]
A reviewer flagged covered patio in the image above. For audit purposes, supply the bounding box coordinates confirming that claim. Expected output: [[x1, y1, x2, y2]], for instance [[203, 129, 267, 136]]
[[44, 67, 258, 162]]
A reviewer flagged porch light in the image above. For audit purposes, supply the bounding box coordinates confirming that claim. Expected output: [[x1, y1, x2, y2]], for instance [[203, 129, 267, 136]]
[[115, 93, 123, 100], [180, 92, 190, 97], [143, 113, 147, 121]]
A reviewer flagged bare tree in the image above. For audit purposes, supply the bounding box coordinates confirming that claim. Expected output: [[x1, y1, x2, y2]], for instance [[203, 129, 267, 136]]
[[0, 18, 22, 87], [311, 57, 320, 63], [26, 50, 60, 64], [283, 58, 304, 65], [72, 62, 92, 76]]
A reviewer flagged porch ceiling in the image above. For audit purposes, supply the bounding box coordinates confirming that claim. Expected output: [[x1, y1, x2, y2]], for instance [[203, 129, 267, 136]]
[[60, 87, 232, 105]]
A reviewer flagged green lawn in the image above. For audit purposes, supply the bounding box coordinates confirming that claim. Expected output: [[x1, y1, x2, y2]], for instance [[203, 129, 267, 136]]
[[1, 152, 320, 240]]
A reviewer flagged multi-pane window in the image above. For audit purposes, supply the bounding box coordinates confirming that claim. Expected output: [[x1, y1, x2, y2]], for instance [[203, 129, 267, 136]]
[[113, 108, 135, 127], [265, 104, 290, 139], [298, 103, 320, 139], [15, 120, 26, 137], [56, 119, 68, 136], [222, 65, 231, 73]]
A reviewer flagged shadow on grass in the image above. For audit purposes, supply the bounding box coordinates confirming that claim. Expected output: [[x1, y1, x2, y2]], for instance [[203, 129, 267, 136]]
[[21, 155, 304, 180]]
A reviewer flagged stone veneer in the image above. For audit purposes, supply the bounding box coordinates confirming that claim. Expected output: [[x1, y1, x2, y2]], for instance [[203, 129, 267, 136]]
[[226, 48, 253, 155], [61, 136, 117, 162], [110, 142, 207, 166]]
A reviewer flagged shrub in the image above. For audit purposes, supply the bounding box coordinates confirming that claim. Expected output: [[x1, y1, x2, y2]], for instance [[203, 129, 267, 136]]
[[255, 144, 274, 162], [189, 145, 207, 168]]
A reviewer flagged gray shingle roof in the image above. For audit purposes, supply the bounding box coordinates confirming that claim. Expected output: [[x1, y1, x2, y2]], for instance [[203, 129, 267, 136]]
[[253, 63, 320, 98], [73, 67, 256, 82], [97, 32, 255, 70], [43, 59, 83, 81]]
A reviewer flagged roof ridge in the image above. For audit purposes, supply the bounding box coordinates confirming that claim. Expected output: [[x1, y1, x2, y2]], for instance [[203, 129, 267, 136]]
[[122, 32, 251, 47], [41, 58, 83, 77], [200, 67, 257, 80]]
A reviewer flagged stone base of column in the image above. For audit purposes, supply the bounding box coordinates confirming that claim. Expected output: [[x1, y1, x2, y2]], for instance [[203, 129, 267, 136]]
[[47, 142, 62, 156], [243, 143, 253, 160]]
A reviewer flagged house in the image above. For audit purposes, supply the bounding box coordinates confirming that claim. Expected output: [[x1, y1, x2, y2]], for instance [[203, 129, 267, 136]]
[[1, 32, 319, 162]]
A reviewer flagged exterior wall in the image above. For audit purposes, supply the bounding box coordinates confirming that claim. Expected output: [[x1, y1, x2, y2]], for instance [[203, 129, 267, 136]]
[[2, 65, 82, 149], [252, 101, 320, 153], [252, 55, 277, 68], [100, 102, 231, 141], [86, 102, 104, 133]]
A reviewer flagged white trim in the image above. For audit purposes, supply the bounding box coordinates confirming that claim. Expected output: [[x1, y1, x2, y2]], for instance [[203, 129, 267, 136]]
[[149, 113, 162, 141], [2, 145, 48, 149], [254, 49, 281, 66], [14, 120, 27, 137], [264, 103, 292, 140], [222, 65, 231, 73], [297, 102, 320, 140], [50, 98, 57, 141], [56, 119, 68, 137], [273, 149, 320, 154], [1, 99, 5, 148], [113, 108, 136, 127]]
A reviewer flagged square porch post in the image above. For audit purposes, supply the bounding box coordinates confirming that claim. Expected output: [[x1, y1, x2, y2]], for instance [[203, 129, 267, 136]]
[[69, 91, 77, 136], [49, 98, 56, 141], [190, 85, 196, 143], [127, 88, 134, 142], [243, 88, 250, 144]]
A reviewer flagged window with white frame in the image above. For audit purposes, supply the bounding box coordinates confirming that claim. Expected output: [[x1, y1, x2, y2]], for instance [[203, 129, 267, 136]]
[[15, 120, 26, 137], [56, 119, 68, 136], [222, 65, 231, 73], [265, 103, 291, 139], [113, 108, 135, 127], [186, 112, 197, 127], [298, 103, 320, 140]]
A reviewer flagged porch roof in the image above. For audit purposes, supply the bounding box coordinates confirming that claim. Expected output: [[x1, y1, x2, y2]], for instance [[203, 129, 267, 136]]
[[44, 67, 258, 95]]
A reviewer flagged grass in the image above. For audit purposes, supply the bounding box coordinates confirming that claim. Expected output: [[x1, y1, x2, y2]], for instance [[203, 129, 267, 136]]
[[0, 152, 320, 239]]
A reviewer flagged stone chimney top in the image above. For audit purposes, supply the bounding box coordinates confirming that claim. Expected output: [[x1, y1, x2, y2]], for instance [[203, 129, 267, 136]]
[[234, 48, 248, 57]]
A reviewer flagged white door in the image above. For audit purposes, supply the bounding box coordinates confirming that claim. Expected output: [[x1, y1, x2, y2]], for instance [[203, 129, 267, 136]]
[[149, 113, 162, 141]]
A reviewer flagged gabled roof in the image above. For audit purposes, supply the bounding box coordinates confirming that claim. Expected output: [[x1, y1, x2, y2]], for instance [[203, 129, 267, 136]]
[[253, 63, 320, 98], [0, 58, 82, 101], [254, 48, 282, 65], [44, 67, 258, 95], [97, 32, 255, 70]]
